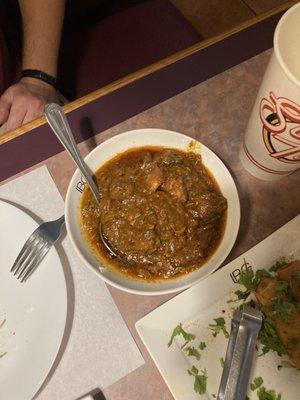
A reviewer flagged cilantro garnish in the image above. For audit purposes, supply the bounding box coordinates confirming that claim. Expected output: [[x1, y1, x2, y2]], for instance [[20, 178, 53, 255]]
[[250, 376, 263, 391], [258, 316, 287, 356], [257, 386, 281, 400], [271, 298, 295, 322], [187, 366, 207, 395], [185, 346, 201, 360], [275, 281, 288, 292], [199, 341, 206, 350], [220, 357, 225, 368], [209, 317, 229, 338], [168, 323, 195, 347], [269, 260, 286, 273], [236, 269, 271, 301]]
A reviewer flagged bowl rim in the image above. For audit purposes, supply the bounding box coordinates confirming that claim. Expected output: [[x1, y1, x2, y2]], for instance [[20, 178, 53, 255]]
[[65, 128, 241, 295]]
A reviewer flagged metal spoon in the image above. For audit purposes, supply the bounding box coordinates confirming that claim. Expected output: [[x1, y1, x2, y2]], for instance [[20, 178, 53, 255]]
[[44, 103, 117, 257]]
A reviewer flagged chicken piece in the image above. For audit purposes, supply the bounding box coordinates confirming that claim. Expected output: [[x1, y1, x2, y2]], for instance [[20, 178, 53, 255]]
[[161, 177, 187, 202], [193, 192, 227, 222], [254, 277, 282, 308], [144, 164, 164, 193], [273, 311, 300, 368], [277, 260, 300, 281], [277, 261, 300, 301]]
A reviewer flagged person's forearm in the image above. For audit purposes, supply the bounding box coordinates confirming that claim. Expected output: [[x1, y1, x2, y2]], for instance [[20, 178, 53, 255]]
[[18, 0, 66, 77]]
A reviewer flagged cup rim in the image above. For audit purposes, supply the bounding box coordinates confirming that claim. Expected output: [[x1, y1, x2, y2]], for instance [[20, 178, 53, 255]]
[[274, 2, 300, 88]]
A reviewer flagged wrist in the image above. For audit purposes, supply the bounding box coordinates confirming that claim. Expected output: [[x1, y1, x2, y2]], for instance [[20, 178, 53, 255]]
[[20, 77, 57, 92], [21, 69, 58, 90]]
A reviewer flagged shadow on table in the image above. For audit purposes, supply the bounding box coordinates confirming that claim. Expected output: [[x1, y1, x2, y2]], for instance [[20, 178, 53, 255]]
[[76, 388, 106, 399], [0, 199, 75, 400]]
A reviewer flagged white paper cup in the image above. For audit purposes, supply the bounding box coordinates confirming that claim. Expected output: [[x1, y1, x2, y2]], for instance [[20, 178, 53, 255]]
[[240, 3, 300, 180]]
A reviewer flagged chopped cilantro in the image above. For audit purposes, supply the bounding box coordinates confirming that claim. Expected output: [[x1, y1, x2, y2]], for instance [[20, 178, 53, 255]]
[[209, 317, 229, 338], [236, 269, 271, 301], [258, 317, 286, 356], [257, 386, 281, 400], [275, 281, 288, 292], [271, 298, 295, 322], [250, 376, 263, 391], [237, 268, 255, 291], [269, 260, 286, 273], [187, 366, 207, 395], [0, 352, 7, 359], [185, 346, 201, 360], [220, 357, 225, 368], [234, 289, 250, 301], [212, 395, 216, 399], [168, 323, 195, 347], [199, 341, 206, 350]]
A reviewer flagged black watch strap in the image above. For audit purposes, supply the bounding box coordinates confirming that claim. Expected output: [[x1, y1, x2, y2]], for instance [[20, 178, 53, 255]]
[[21, 69, 58, 89]]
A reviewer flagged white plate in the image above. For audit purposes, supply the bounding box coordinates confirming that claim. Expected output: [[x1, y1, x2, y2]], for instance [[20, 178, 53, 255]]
[[136, 215, 300, 399], [65, 129, 240, 295], [0, 201, 67, 400]]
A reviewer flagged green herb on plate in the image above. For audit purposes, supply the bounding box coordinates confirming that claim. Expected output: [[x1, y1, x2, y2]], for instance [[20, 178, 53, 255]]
[[220, 357, 225, 368], [168, 323, 195, 348], [187, 366, 207, 395], [271, 298, 295, 322], [258, 317, 286, 356], [199, 341, 206, 350], [275, 281, 288, 293], [235, 269, 270, 301], [269, 260, 286, 273], [257, 386, 281, 400], [209, 317, 229, 338], [185, 346, 201, 360], [250, 376, 263, 391]]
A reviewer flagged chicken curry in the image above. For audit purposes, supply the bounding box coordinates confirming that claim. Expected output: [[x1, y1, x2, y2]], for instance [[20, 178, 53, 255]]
[[80, 147, 227, 280]]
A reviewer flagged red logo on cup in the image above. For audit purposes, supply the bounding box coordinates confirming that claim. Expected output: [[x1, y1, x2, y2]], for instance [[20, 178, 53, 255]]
[[259, 91, 300, 163]]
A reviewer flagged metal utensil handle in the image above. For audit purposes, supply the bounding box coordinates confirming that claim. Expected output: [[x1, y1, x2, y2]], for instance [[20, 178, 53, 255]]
[[44, 103, 100, 202], [218, 307, 262, 400]]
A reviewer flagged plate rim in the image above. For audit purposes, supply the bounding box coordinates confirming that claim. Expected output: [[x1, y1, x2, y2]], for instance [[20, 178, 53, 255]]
[[0, 199, 68, 400]]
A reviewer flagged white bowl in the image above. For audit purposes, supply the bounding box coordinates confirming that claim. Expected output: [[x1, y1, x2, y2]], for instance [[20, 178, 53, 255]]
[[65, 129, 240, 295]]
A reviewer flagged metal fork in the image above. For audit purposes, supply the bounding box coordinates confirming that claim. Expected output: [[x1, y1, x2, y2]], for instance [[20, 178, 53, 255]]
[[11, 216, 65, 282]]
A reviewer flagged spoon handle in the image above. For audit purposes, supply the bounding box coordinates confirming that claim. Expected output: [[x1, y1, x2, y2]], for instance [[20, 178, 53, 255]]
[[44, 103, 100, 202]]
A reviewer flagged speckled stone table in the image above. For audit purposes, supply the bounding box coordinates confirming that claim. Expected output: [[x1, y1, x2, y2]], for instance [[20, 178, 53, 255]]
[[3, 49, 300, 400]]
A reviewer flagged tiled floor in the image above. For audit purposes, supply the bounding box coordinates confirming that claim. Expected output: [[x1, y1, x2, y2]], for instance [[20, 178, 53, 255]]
[[171, 0, 291, 38]]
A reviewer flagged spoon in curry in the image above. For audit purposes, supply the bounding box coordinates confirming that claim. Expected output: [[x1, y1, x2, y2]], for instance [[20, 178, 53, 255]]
[[44, 103, 117, 258]]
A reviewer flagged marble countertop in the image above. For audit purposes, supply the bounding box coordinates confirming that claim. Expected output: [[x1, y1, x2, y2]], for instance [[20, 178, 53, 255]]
[[3, 48, 300, 400]]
